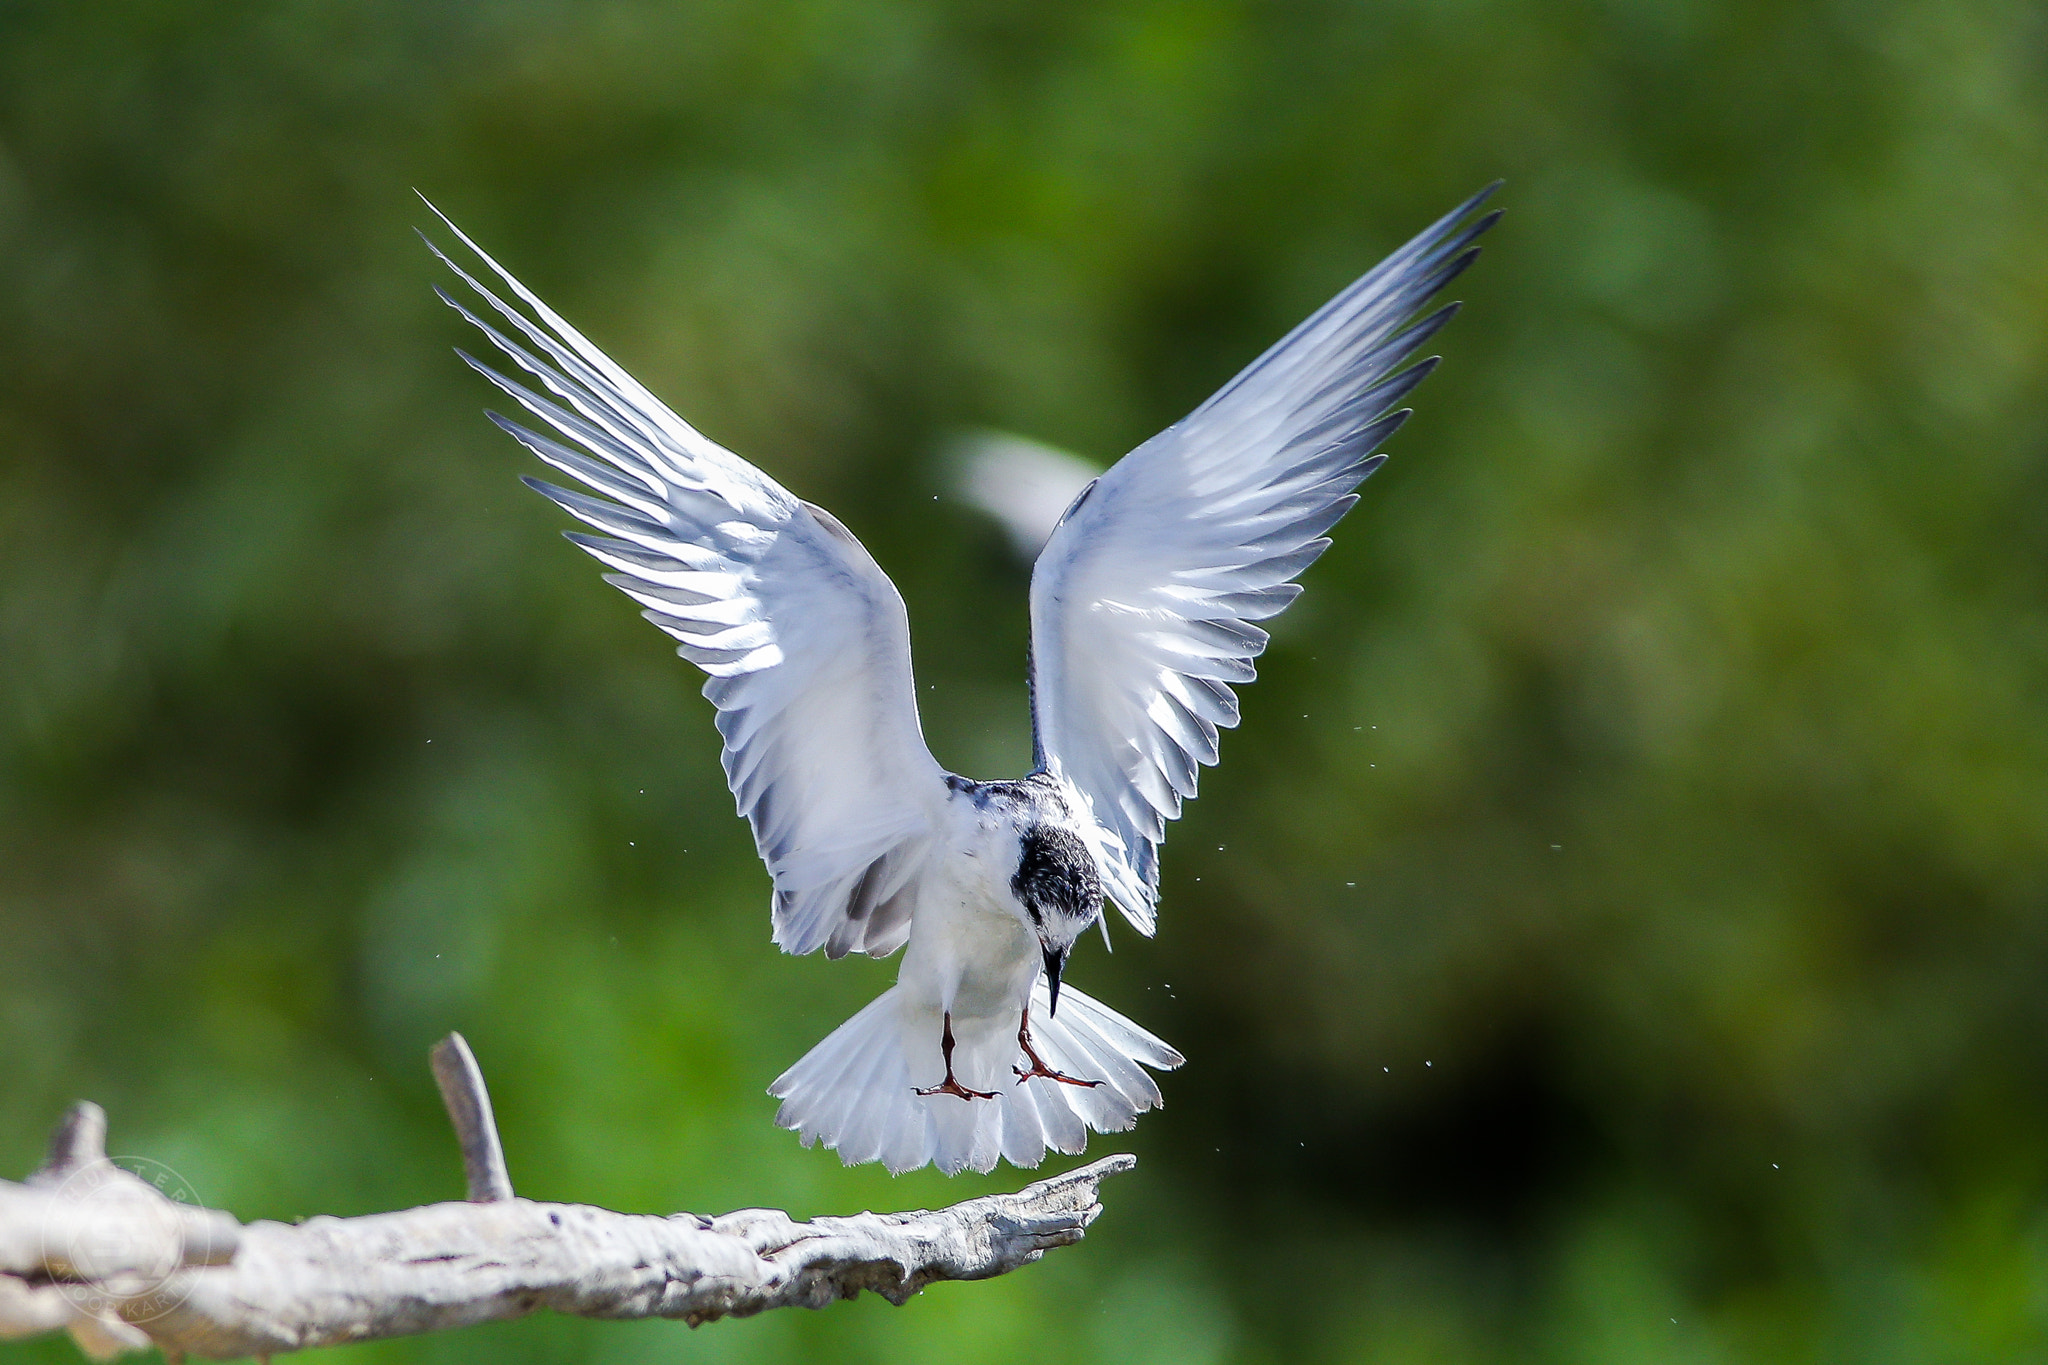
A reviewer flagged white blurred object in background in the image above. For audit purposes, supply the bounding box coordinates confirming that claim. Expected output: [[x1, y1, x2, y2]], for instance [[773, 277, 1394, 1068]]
[[951, 430, 1103, 559]]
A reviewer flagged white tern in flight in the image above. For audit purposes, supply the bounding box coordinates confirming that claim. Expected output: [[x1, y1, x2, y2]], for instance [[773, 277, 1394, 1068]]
[[422, 185, 1497, 1175]]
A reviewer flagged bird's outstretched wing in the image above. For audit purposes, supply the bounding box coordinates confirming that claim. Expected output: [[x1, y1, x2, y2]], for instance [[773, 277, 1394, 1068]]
[[1027, 185, 1500, 931], [425, 205, 946, 959]]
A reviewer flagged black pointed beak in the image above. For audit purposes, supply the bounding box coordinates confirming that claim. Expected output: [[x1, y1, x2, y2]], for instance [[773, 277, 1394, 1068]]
[[1042, 943, 1065, 1017]]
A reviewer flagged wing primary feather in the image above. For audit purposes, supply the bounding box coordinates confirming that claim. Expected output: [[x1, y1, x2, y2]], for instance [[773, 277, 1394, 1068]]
[[1347, 355, 1441, 420], [465, 356, 692, 494], [605, 574, 734, 612], [451, 337, 694, 496], [431, 269, 668, 454], [1197, 193, 1498, 417], [419, 201, 729, 472], [563, 531, 728, 578], [1334, 306, 1460, 398], [438, 289, 697, 484], [488, 412, 673, 517], [1249, 493, 1360, 554], [1201, 583, 1306, 622], [522, 475, 669, 541]]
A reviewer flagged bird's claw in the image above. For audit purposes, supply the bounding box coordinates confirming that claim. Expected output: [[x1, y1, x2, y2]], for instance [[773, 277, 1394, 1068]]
[[1014, 1020, 1105, 1088], [1013, 1061, 1105, 1089], [916, 1077, 999, 1102]]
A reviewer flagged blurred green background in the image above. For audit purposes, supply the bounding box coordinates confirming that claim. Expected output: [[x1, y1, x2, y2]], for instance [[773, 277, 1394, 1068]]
[[4, 0, 2048, 1360]]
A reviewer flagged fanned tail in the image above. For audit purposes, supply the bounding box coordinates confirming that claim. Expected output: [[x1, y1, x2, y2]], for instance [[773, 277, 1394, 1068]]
[[769, 980, 1183, 1175]]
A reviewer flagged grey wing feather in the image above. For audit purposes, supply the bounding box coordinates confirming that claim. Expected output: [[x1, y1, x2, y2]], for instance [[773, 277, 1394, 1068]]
[[1027, 185, 1500, 930], [424, 199, 946, 959]]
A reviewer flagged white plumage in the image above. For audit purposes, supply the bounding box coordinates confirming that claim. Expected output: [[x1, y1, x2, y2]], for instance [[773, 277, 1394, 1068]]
[[425, 185, 1497, 1174], [1029, 193, 1496, 926], [772, 978, 1181, 1175]]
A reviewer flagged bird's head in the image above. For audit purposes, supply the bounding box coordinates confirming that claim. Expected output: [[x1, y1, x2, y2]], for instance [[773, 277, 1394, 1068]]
[[1010, 823, 1102, 1016]]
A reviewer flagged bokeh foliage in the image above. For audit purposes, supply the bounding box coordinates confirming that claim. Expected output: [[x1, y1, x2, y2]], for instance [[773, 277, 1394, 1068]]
[[4, 0, 2048, 1360]]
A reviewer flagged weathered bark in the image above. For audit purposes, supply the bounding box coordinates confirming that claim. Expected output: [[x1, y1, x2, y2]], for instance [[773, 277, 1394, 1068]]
[[0, 1035, 1133, 1360]]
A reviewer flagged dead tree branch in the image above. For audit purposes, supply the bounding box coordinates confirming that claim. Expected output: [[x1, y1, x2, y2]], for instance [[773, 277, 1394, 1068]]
[[427, 1033, 513, 1204], [0, 1033, 1134, 1360]]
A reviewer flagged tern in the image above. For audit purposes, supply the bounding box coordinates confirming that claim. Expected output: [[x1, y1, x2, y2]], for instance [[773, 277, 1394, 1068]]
[[423, 185, 1497, 1175]]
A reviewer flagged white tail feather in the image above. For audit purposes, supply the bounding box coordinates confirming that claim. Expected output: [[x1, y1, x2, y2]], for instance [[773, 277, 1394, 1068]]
[[770, 979, 1183, 1175]]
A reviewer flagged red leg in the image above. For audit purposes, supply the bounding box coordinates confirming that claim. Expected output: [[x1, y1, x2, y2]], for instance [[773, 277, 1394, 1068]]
[[1012, 1005, 1103, 1088], [915, 1012, 999, 1101]]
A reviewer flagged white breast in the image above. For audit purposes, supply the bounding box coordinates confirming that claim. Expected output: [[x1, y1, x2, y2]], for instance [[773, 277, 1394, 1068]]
[[895, 792, 1038, 1021]]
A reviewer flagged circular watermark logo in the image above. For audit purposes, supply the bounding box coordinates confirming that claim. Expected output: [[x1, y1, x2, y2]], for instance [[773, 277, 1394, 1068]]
[[42, 1155, 207, 1325]]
